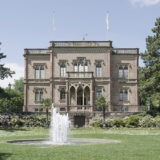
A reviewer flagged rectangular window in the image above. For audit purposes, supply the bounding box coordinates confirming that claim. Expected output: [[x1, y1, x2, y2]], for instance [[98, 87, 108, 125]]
[[40, 66, 45, 79], [96, 88, 102, 99], [35, 67, 39, 79], [35, 91, 39, 101], [84, 64, 88, 72], [119, 65, 128, 78], [60, 67, 66, 77], [60, 88, 66, 100], [74, 64, 78, 72], [96, 67, 102, 77], [40, 91, 43, 101], [120, 89, 128, 101], [119, 69, 123, 78]]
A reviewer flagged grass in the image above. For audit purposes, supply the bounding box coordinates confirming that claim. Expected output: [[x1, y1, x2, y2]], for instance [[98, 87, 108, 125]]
[[0, 127, 160, 160]]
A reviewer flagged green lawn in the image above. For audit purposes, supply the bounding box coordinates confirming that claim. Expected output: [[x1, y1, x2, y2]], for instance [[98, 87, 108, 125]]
[[0, 127, 160, 160]]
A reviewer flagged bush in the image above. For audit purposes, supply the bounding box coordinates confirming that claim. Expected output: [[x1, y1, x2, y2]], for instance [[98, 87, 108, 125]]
[[126, 115, 140, 127], [113, 118, 125, 127]]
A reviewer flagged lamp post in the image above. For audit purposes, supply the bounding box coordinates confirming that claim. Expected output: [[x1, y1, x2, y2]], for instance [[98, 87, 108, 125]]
[[8, 83, 12, 115]]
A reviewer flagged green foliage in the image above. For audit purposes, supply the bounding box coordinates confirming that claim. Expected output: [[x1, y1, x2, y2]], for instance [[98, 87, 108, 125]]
[[126, 115, 140, 127], [139, 18, 160, 111], [0, 42, 15, 79], [113, 118, 125, 127], [0, 91, 23, 113], [13, 78, 24, 93], [40, 98, 52, 126], [95, 95, 108, 121], [0, 114, 49, 128]]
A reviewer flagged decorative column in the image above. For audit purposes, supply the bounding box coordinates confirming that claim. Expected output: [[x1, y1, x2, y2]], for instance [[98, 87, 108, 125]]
[[66, 81, 69, 112], [91, 79, 94, 112], [75, 87, 77, 105]]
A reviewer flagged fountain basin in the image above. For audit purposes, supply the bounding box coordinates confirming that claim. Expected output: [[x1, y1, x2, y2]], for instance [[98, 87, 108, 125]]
[[7, 138, 120, 145]]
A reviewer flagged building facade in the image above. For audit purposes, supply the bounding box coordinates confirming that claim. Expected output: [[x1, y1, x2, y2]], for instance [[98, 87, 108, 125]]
[[24, 41, 139, 126]]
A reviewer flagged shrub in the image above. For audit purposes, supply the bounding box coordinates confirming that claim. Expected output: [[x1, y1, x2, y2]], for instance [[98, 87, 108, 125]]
[[126, 115, 140, 127], [89, 115, 103, 127], [113, 118, 125, 127]]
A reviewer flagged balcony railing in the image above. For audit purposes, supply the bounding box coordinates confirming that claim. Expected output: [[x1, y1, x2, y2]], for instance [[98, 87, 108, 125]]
[[50, 41, 111, 47], [112, 49, 138, 54], [67, 72, 93, 78], [26, 49, 51, 54], [68, 105, 92, 112]]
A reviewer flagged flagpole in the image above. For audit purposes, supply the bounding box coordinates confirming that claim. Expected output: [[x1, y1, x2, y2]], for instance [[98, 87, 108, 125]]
[[53, 12, 56, 41], [105, 12, 109, 41]]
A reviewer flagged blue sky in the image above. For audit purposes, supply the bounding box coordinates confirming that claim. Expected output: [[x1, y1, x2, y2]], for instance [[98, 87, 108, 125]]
[[0, 0, 160, 87]]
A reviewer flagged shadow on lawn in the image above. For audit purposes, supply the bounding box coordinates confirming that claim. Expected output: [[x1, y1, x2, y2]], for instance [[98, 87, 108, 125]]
[[0, 128, 29, 132], [0, 153, 13, 160]]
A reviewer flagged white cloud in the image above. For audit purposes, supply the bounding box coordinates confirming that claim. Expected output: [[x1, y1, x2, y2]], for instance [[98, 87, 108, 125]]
[[0, 63, 24, 88], [130, 0, 160, 6]]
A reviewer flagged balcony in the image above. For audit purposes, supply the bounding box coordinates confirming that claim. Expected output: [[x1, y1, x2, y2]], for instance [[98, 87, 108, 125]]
[[50, 41, 112, 47], [67, 72, 93, 78], [112, 48, 138, 54], [68, 106, 93, 112]]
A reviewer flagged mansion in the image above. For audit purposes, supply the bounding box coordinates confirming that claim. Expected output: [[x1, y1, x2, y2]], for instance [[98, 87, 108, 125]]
[[24, 41, 139, 126]]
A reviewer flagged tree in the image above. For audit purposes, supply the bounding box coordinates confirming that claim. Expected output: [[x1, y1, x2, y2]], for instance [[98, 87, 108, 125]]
[[40, 98, 52, 126], [13, 78, 24, 93], [139, 17, 160, 112], [95, 95, 108, 121], [0, 42, 14, 79]]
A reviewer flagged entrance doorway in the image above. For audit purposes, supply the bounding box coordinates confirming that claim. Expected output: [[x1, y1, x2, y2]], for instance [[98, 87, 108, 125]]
[[74, 116, 85, 127]]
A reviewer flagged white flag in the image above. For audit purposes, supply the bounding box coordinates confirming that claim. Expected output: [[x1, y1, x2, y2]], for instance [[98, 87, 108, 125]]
[[53, 15, 56, 31], [106, 12, 109, 32]]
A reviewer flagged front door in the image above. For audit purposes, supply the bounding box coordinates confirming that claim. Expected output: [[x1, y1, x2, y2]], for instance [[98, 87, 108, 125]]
[[74, 116, 85, 127]]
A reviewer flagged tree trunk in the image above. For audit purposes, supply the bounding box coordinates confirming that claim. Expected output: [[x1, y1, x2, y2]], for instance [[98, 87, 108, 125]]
[[46, 108, 48, 126], [103, 107, 106, 121]]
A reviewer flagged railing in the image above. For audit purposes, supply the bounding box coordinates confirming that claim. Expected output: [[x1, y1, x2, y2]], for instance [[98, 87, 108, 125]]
[[67, 72, 93, 78], [112, 49, 138, 54], [69, 106, 92, 112], [112, 105, 141, 112], [51, 41, 111, 47], [26, 49, 51, 54]]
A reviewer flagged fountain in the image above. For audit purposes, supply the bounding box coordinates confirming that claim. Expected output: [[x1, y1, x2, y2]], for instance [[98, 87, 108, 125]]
[[49, 104, 70, 144], [7, 104, 119, 145]]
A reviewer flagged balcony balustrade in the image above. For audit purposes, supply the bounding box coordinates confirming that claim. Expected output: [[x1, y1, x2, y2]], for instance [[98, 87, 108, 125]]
[[112, 49, 138, 54], [67, 72, 93, 78], [68, 105, 92, 112]]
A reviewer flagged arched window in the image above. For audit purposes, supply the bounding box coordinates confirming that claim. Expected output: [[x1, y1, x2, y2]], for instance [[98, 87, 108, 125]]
[[60, 88, 66, 100], [60, 63, 66, 77], [40, 66, 44, 79], [96, 63, 102, 77]]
